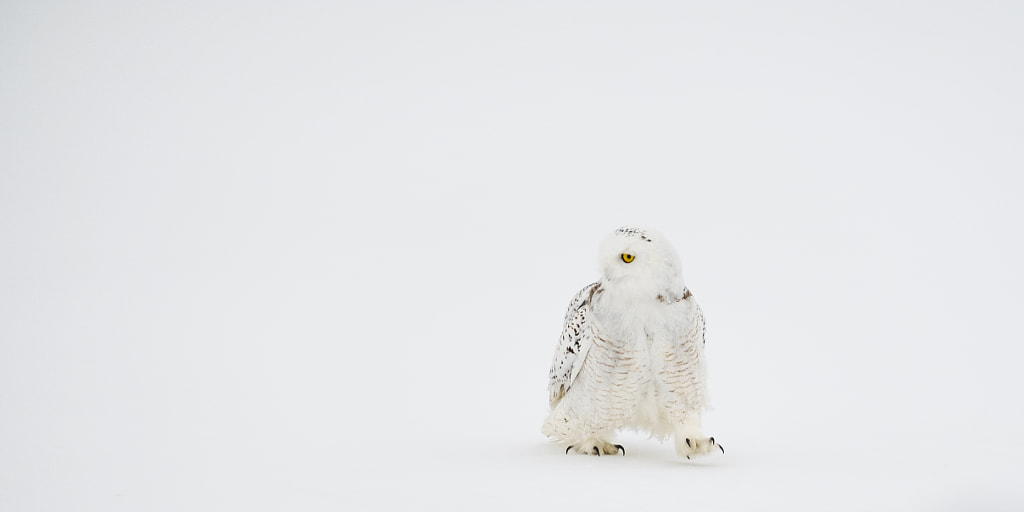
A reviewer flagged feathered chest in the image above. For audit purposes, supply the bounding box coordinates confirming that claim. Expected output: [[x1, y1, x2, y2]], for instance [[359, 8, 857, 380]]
[[590, 292, 693, 345]]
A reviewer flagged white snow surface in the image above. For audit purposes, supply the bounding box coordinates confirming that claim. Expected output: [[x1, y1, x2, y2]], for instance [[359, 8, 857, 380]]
[[2, 1, 1023, 510]]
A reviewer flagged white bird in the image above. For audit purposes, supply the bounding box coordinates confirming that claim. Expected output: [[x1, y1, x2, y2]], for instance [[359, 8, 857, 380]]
[[542, 226, 722, 458]]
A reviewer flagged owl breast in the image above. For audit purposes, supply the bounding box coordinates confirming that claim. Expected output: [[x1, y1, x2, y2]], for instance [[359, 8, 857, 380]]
[[580, 297, 693, 431]]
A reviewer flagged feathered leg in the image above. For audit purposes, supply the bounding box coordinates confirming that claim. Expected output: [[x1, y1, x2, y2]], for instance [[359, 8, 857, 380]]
[[542, 401, 623, 456]]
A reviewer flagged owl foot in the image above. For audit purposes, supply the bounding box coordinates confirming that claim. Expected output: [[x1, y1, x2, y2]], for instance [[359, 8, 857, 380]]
[[676, 435, 724, 460], [565, 442, 625, 456]]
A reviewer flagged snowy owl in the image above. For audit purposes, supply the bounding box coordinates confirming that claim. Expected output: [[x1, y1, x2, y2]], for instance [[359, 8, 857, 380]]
[[542, 226, 723, 458]]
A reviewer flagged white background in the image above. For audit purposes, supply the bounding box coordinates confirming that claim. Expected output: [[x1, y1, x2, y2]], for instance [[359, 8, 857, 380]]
[[2, 1, 1023, 510]]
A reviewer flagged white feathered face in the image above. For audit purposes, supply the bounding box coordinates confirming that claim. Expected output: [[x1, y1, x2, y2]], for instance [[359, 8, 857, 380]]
[[598, 226, 685, 295]]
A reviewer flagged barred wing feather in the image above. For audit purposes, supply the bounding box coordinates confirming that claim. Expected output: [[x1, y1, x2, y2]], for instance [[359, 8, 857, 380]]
[[547, 282, 599, 408]]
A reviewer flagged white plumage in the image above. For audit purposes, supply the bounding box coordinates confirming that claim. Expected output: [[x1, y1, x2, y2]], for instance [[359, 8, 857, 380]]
[[542, 226, 722, 458]]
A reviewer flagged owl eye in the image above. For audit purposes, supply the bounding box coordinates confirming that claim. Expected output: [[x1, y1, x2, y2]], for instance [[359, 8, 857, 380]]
[[621, 253, 635, 263]]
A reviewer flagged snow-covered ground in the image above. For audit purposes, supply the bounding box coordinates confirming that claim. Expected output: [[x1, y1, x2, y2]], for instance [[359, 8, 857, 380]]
[[3, 1, 1023, 510]]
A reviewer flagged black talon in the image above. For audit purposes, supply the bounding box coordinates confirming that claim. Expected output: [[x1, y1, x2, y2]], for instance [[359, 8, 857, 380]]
[[592, 447, 600, 456], [566, 445, 573, 454], [719, 444, 725, 454], [615, 444, 625, 456], [685, 438, 691, 447], [710, 437, 715, 445]]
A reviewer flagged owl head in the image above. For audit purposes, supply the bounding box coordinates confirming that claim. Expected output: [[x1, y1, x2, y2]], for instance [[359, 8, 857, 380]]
[[598, 226, 686, 297]]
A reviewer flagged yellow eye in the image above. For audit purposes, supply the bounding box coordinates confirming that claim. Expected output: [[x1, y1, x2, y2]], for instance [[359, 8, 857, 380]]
[[621, 253, 635, 263]]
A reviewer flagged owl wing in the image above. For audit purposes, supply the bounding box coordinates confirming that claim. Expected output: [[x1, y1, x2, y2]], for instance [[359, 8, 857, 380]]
[[688, 288, 706, 346], [548, 282, 600, 408], [672, 289, 709, 412]]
